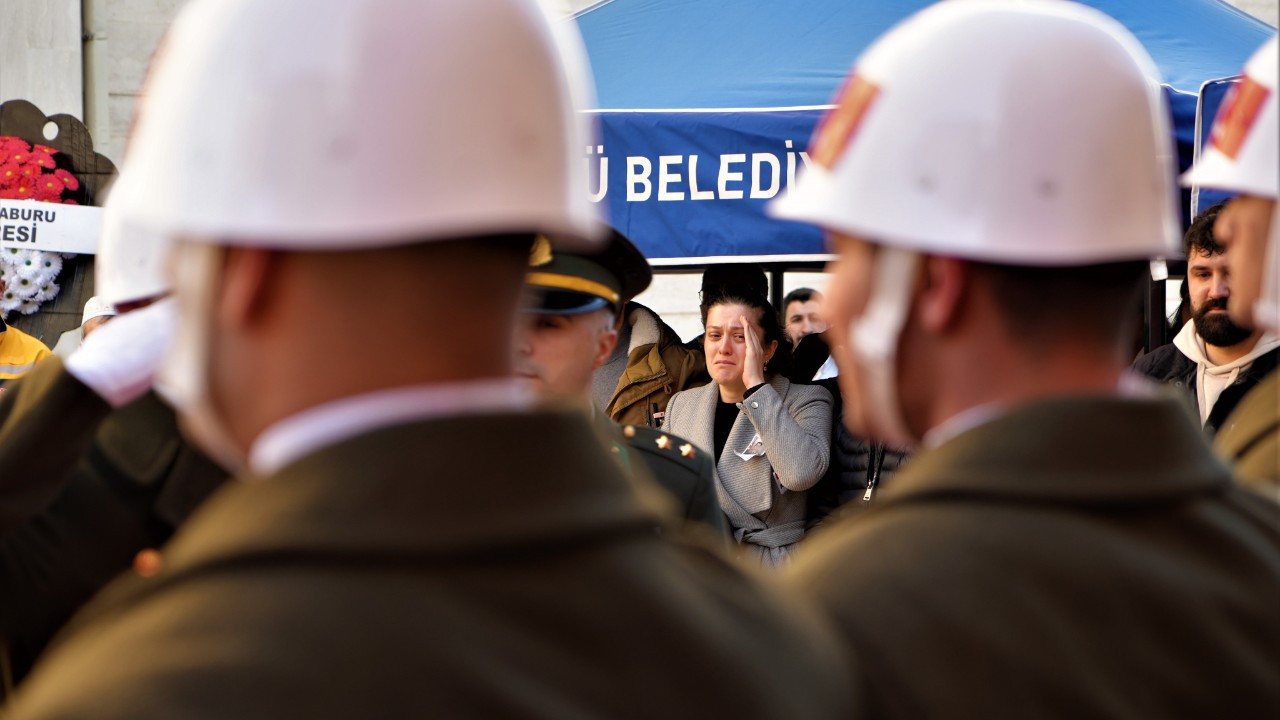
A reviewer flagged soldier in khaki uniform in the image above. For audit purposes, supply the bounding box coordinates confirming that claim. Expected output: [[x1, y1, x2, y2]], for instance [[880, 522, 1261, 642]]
[[3, 2, 851, 718], [0, 345, 225, 697], [769, 2, 1280, 718], [1, 213, 224, 697], [1183, 35, 1280, 500], [518, 230, 727, 536]]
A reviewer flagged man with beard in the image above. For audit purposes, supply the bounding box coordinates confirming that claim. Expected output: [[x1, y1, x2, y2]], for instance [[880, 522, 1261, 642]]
[[1183, 34, 1279, 498], [1133, 202, 1279, 435]]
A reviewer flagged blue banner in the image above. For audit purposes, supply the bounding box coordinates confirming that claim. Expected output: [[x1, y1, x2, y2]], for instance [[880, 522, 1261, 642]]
[[593, 109, 826, 262], [594, 88, 1212, 261]]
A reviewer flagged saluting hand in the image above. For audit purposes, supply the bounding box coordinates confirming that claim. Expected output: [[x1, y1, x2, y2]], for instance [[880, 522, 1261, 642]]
[[741, 315, 766, 388]]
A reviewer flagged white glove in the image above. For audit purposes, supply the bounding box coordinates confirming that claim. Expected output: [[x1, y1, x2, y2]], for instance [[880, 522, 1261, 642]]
[[65, 298, 177, 408]]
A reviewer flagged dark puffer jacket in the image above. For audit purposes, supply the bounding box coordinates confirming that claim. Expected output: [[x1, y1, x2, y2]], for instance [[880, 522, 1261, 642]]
[[1132, 342, 1279, 436], [804, 396, 908, 528], [786, 332, 909, 528]]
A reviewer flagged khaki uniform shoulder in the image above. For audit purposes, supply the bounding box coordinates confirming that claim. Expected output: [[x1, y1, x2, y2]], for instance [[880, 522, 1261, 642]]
[[618, 424, 704, 471]]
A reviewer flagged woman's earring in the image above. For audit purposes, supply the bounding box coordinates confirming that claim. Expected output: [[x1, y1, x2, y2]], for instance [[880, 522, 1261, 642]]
[[763, 361, 769, 371]]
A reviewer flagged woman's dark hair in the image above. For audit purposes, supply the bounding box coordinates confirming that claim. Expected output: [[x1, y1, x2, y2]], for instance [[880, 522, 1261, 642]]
[[702, 293, 794, 378]]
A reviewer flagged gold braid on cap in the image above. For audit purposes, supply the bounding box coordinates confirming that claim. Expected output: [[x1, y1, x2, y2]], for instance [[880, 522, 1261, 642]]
[[525, 272, 620, 304]]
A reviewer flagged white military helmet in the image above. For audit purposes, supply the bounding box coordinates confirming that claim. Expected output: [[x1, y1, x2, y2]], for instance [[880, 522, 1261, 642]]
[[132, 0, 603, 471], [772, 0, 1180, 264], [1183, 35, 1280, 331], [95, 175, 171, 307], [1182, 35, 1278, 199], [110, 0, 602, 251], [769, 0, 1178, 447]]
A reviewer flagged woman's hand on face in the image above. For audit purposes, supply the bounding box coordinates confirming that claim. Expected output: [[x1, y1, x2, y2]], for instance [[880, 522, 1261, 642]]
[[741, 314, 766, 388]]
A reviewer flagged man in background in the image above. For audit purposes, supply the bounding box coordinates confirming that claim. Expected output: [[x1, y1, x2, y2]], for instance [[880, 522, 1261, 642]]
[[52, 296, 117, 358], [782, 287, 827, 347], [79, 297, 114, 341], [1134, 202, 1278, 434], [1184, 34, 1280, 497]]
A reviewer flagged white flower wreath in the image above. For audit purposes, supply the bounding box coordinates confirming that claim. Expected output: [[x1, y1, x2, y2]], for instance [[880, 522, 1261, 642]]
[[0, 249, 65, 317]]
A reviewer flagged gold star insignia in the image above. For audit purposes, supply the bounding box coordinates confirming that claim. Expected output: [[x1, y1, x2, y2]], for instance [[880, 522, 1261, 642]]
[[133, 548, 163, 578], [656, 435, 672, 450], [622, 426, 637, 439], [679, 443, 696, 458], [529, 235, 554, 267]]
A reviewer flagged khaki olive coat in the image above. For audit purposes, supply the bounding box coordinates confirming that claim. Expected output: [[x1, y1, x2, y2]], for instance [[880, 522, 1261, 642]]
[[1216, 367, 1279, 502], [787, 396, 1280, 720], [0, 358, 225, 695], [7, 410, 852, 719]]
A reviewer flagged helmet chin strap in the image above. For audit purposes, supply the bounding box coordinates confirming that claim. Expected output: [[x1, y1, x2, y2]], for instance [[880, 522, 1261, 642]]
[[155, 241, 247, 473], [1253, 203, 1280, 332], [850, 247, 921, 449]]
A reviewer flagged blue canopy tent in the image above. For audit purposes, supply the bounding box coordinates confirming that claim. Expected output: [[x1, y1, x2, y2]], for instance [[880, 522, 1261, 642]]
[[575, 0, 1275, 266]]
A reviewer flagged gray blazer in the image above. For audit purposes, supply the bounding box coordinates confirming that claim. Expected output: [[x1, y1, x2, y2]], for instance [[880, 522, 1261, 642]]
[[664, 376, 832, 568]]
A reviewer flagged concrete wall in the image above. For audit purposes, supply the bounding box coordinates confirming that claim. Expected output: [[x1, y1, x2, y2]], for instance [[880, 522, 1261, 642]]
[[97, 0, 192, 165], [1227, 0, 1279, 25], [0, 0, 189, 165], [0, 0, 83, 119]]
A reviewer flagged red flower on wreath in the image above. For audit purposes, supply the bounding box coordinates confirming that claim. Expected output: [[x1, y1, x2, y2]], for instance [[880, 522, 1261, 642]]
[[35, 174, 65, 201], [0, 137, 30, 156], [54, 168, 79, 191], [30, 148, 57, 169], [0, 163, 19, 188], [0, 135, 81, 204]]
